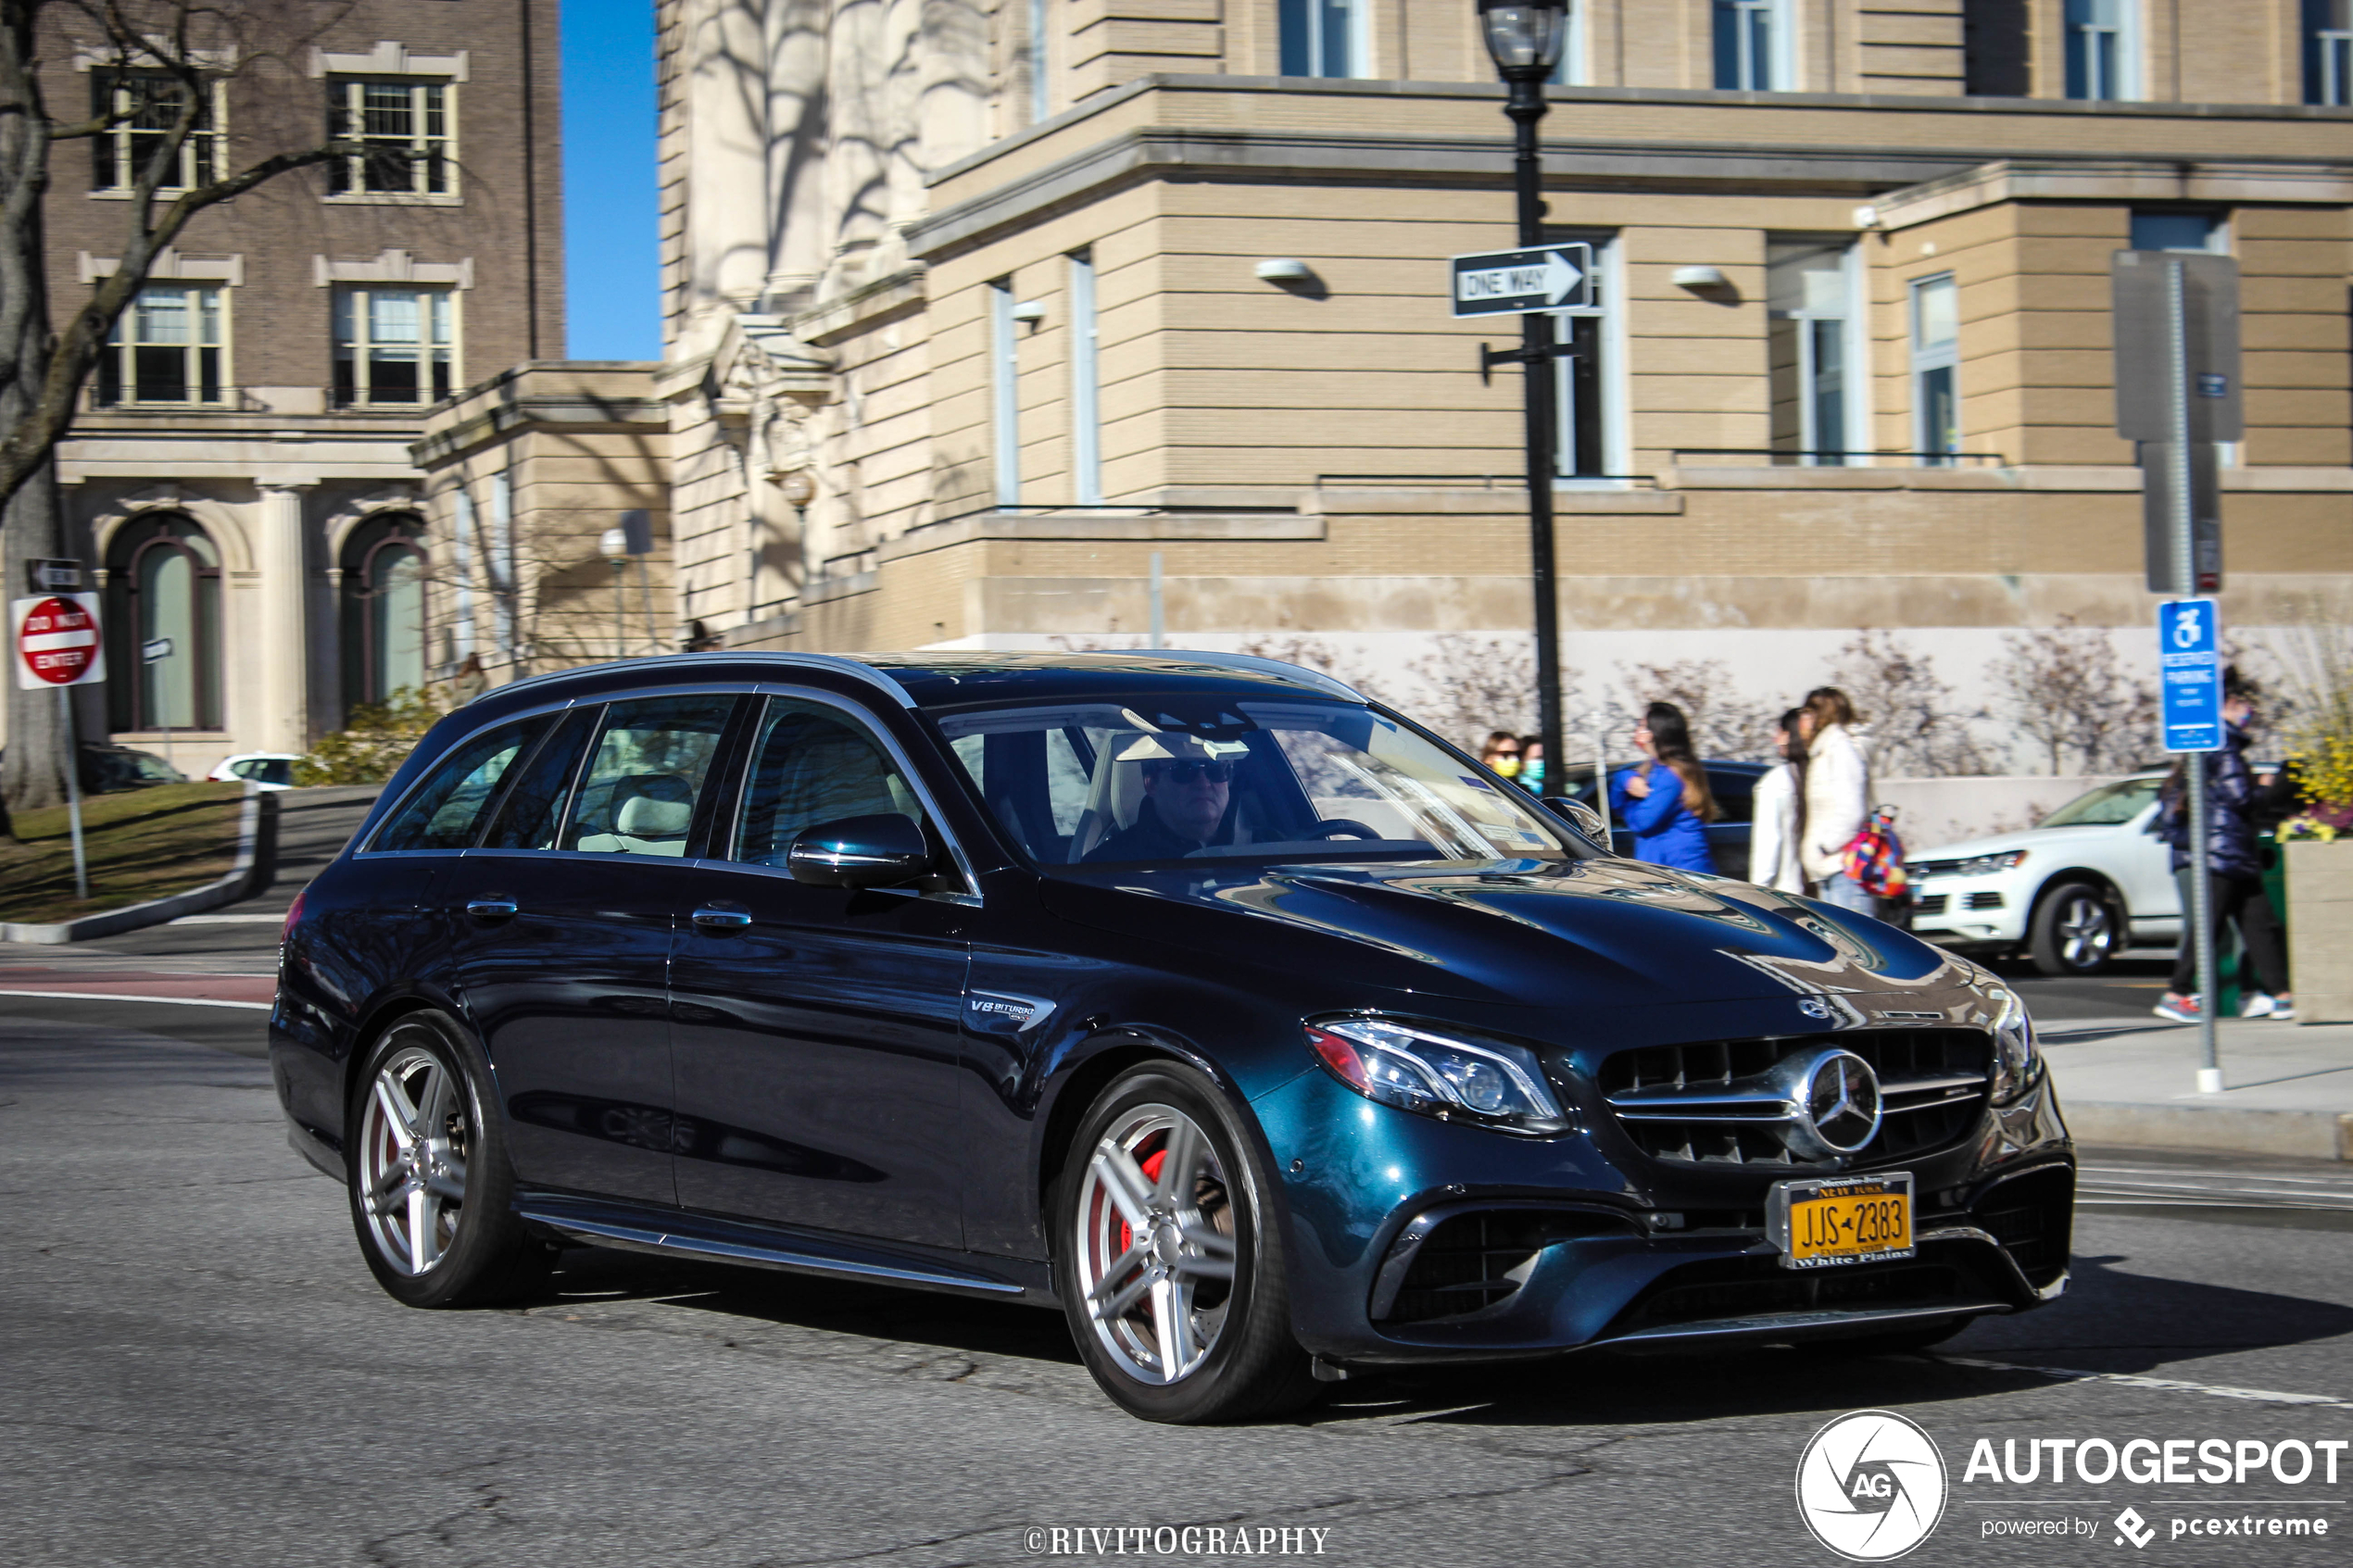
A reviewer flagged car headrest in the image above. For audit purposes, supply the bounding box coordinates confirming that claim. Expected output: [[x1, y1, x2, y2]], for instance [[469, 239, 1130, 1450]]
[[615, 794, 693, 838]]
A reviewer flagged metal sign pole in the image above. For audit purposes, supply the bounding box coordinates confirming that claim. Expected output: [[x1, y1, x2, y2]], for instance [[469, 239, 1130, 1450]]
[[2165, 257, 2221, 1092], [58, 685, 88, 902]]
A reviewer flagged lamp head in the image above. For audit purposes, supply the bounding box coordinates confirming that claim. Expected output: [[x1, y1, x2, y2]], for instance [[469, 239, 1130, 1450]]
[[1477, 0, 1569, 80]]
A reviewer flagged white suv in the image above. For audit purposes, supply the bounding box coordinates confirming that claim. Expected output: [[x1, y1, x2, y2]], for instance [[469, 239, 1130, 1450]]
[[1906, 773, 2177, 976]]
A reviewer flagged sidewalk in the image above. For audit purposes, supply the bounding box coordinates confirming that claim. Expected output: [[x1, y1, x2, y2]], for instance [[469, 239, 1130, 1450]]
[[2039, 1013, 2353, 1161]]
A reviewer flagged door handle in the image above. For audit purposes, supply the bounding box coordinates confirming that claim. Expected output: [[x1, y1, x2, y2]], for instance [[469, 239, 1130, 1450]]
[[691, 903, 752, 931], [465, 897, 519, 920]]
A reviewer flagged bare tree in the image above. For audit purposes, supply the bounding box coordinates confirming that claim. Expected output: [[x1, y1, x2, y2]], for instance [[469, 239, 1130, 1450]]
[[1614, 658, 1780, 761], [1992, 616, 2159, 774], [1830, 628, 1994, 777], [2, 0, 360, 815], [1233, 633, 1391, 704], [1398, 633, 1574, 749]]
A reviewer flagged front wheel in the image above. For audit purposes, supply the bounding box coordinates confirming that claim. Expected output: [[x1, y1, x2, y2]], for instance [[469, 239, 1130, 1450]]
[[2030, 882, 2120, 976], [347, 1010, 549, 1308], [1055, 1063, 1316, 1424]]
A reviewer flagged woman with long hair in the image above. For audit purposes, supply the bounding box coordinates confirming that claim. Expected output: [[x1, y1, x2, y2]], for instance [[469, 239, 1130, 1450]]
[[1610, 701, 1718, 872], [1748, 706, 1807, 894], [1797, 686, 1872, 913]]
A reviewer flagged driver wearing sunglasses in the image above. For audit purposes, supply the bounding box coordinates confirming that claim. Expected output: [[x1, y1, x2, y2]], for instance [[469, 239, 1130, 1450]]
[[1085, 750, 1236, 862]]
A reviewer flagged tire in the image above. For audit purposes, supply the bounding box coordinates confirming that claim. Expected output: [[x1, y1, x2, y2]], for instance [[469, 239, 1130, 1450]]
[[1053, 1062, 1318, 1424], [346, 1010, 550, 1309], [2029, 881, 2120, 976]]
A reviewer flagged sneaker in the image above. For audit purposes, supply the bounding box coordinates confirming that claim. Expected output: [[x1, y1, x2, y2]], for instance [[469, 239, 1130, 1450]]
[[2154, 993, 2204, 1023], [2241, 993, 2280, 1019], [2274, 994, 2296, 1022]]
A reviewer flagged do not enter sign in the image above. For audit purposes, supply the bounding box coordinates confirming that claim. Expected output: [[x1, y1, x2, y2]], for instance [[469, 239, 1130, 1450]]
[[14, 593, 106, 689]]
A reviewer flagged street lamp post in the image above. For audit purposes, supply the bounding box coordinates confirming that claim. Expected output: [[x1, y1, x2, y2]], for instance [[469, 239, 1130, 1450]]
[[1477, 0, 1571, 797]]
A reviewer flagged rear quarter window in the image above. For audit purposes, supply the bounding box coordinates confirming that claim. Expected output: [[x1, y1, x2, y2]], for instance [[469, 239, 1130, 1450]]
[[371, 717, 552, 852]]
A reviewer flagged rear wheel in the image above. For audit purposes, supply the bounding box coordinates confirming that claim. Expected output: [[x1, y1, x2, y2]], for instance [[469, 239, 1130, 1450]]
[[347, 1010, 549, 1308], [2030, 882, 2120, 976], [1055, 1063, 1316, 1424]]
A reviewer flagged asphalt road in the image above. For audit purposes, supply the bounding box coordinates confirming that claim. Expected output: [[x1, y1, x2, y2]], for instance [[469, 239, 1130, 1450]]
[[5, 797, 2347, 1564]]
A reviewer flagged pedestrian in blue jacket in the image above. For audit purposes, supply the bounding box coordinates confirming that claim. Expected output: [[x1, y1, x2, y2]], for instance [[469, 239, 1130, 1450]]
[[1611, 701, 1718, 872], [2149, 671, 2292, 1022]]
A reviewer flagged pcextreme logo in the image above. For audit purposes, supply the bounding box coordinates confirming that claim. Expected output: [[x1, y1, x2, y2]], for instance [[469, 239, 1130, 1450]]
[[1796, 1410, 1951, 1561]]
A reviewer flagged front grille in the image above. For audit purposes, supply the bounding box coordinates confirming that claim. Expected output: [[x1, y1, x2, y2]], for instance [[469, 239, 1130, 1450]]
[[1911, 859, 1962, 879], [1617, 1255, 1968, 1331], [1595, 1029, 1994, 1168], [1378, 1210, 1620, 1325], [1974, 1167, 2073, 1288], [1967, 891, 2006, 911], [1913, 894, 1949, 916]]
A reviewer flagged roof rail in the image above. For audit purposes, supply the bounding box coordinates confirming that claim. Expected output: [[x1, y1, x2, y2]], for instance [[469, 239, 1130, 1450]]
[[1158, 648, 1365, 703], [471, 652, 916, 708]]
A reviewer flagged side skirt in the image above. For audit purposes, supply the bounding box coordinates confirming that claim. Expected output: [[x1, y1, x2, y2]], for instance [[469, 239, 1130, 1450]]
[[513, 1192, 1057, 1305]]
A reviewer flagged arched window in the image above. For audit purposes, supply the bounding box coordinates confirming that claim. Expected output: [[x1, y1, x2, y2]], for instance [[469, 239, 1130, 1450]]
[[105, 512, 222, 732], [340, 512, 429, 710]]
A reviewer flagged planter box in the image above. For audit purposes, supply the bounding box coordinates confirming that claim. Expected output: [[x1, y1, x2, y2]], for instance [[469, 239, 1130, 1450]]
[[2285, 839, 2353, 1023]]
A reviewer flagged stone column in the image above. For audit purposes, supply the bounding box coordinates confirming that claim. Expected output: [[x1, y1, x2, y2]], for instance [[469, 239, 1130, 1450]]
[[256, 482, 314, 754]]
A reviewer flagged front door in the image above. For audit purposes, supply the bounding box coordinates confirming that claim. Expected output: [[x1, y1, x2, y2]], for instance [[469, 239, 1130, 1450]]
[[669, 694, 972, 1248], [442, 693, 743, 1207]]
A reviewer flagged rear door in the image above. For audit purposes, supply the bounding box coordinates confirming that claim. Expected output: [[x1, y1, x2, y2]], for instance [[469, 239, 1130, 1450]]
[[668, 692, 973, 1247], [441, 692, 744, 1206]]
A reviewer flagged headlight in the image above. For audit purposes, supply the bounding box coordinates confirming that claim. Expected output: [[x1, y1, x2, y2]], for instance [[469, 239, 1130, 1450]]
[[1304, 1017, 1567, 1134], [1985, 987, 2042, 1106], [1956, 850, 2029, 878]]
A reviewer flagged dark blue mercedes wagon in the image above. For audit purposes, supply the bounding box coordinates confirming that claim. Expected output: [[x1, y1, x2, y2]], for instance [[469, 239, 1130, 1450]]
[[271, 650, 2073, 1423]]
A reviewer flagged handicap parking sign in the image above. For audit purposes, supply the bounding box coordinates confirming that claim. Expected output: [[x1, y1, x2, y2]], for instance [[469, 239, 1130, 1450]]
[[2158, 598, 2221, 753]]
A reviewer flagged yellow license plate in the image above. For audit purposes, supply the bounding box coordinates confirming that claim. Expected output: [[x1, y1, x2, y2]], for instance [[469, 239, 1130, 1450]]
[[1769, 1173, 1915, 1271]]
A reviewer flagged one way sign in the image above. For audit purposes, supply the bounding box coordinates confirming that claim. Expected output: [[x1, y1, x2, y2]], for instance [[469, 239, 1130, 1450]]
[[1449, 244, 1593, 318]]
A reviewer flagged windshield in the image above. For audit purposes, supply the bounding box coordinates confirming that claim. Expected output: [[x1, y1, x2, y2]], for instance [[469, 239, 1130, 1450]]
[[933, 696, 1581, 868], [2037, 775, 2163, 828]]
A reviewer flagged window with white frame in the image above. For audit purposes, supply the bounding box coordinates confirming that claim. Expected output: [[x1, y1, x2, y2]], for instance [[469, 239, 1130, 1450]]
[[2130, 209, 2224, 254], [1714, 0, 1790, 91], [1068, 250, 1101, 506], [89, 71, 222, 192], [1548, 2, 1586, 85], [333, 286, 455, 406], [2308, 1, 2352, 105], [1768, 241, 1863, 465], [1553, 235, 1617, 480], [2064, 0, 2138, 101], [1910, 274, 1961, 463], [96, 284, 225, 407], [989, 281, 1020, 506], [1278, 0, 1366, 79], [327, 77, 453, 195]]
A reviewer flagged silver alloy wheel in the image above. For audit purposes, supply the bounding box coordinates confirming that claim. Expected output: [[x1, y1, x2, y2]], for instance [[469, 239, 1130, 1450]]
[[358, 1043, 472, 1276], [1075, 1103, 1239, 1385], [2054, 890, 2116, 970]]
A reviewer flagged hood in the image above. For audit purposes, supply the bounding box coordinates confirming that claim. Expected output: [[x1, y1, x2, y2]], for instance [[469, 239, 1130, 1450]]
[[1913, 816, 2148, 864], [1041, 855, 1978, 1016]]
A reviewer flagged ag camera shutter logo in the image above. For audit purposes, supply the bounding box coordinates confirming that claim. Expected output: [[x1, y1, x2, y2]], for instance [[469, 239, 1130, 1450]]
[[1795, 1410, 1948, 1561]]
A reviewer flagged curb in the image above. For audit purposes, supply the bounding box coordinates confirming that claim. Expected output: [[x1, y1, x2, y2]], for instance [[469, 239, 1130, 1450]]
[[1, 787, 279, 945], [2064, 1100, 2353, 1162]]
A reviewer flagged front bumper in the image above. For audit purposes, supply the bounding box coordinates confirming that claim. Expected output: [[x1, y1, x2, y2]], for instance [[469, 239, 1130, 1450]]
[[1252, 1062, 2072, 1367], [1907, 872, 2030, 946]]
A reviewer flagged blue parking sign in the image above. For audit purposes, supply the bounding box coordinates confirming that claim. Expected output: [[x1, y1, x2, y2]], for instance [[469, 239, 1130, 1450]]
[[2158, 598, 2222, 753]]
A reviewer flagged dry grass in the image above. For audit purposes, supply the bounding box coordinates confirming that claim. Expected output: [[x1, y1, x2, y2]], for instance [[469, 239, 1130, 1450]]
[[0, 782, 248, 925]]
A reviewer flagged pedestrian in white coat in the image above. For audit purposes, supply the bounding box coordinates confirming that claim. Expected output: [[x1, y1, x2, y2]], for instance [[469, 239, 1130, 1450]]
[[1747, 707, 1807, 894], [1797, 686, 1872, 913]]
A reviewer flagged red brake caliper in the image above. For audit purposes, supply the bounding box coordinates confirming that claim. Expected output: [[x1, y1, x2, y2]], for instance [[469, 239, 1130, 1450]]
[[1114, 1145, 1168, 1260]]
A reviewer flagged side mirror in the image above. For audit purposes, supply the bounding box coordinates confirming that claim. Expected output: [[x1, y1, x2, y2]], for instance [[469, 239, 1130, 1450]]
[[1543, 797, 1614, 850], [786, 813, 934, 888]]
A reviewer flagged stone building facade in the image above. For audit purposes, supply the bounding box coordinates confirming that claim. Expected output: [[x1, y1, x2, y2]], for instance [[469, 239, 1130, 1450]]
[[429, 0, 2353, 761], [24, 0, 563, 768]]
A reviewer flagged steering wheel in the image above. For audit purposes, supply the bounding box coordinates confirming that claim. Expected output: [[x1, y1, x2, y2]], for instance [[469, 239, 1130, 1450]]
[[1302, 819, 1382, 840]]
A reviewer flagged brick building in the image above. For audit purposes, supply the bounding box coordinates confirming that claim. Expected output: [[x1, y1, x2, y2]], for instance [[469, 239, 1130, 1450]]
[[420, 0, 2353, 763], [31, 0, 561, 766]]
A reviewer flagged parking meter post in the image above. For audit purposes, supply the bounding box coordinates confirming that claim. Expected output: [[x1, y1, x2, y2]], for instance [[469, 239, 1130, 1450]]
[[58, 685, 87, 902], [2164, 257, 2221, 1091]]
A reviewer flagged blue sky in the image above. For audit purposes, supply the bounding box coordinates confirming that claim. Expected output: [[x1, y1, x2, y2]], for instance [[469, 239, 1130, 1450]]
[[562, 0, 661, 360]]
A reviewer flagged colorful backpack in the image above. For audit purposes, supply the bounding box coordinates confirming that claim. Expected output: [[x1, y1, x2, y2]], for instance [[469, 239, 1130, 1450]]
[[1843, 806, 1910, 899]]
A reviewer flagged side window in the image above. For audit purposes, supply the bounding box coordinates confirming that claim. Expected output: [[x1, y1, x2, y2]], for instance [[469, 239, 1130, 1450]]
[[479, 708, 597, 850], [731, 699, 926, 867], [371, 717, 550, 851], [559, 695, 738, 856]]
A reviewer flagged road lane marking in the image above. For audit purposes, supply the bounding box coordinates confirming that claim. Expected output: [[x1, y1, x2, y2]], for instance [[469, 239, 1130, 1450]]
[[1938, 1355, 2352, 1411], [0, 989, 271, 1011]]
